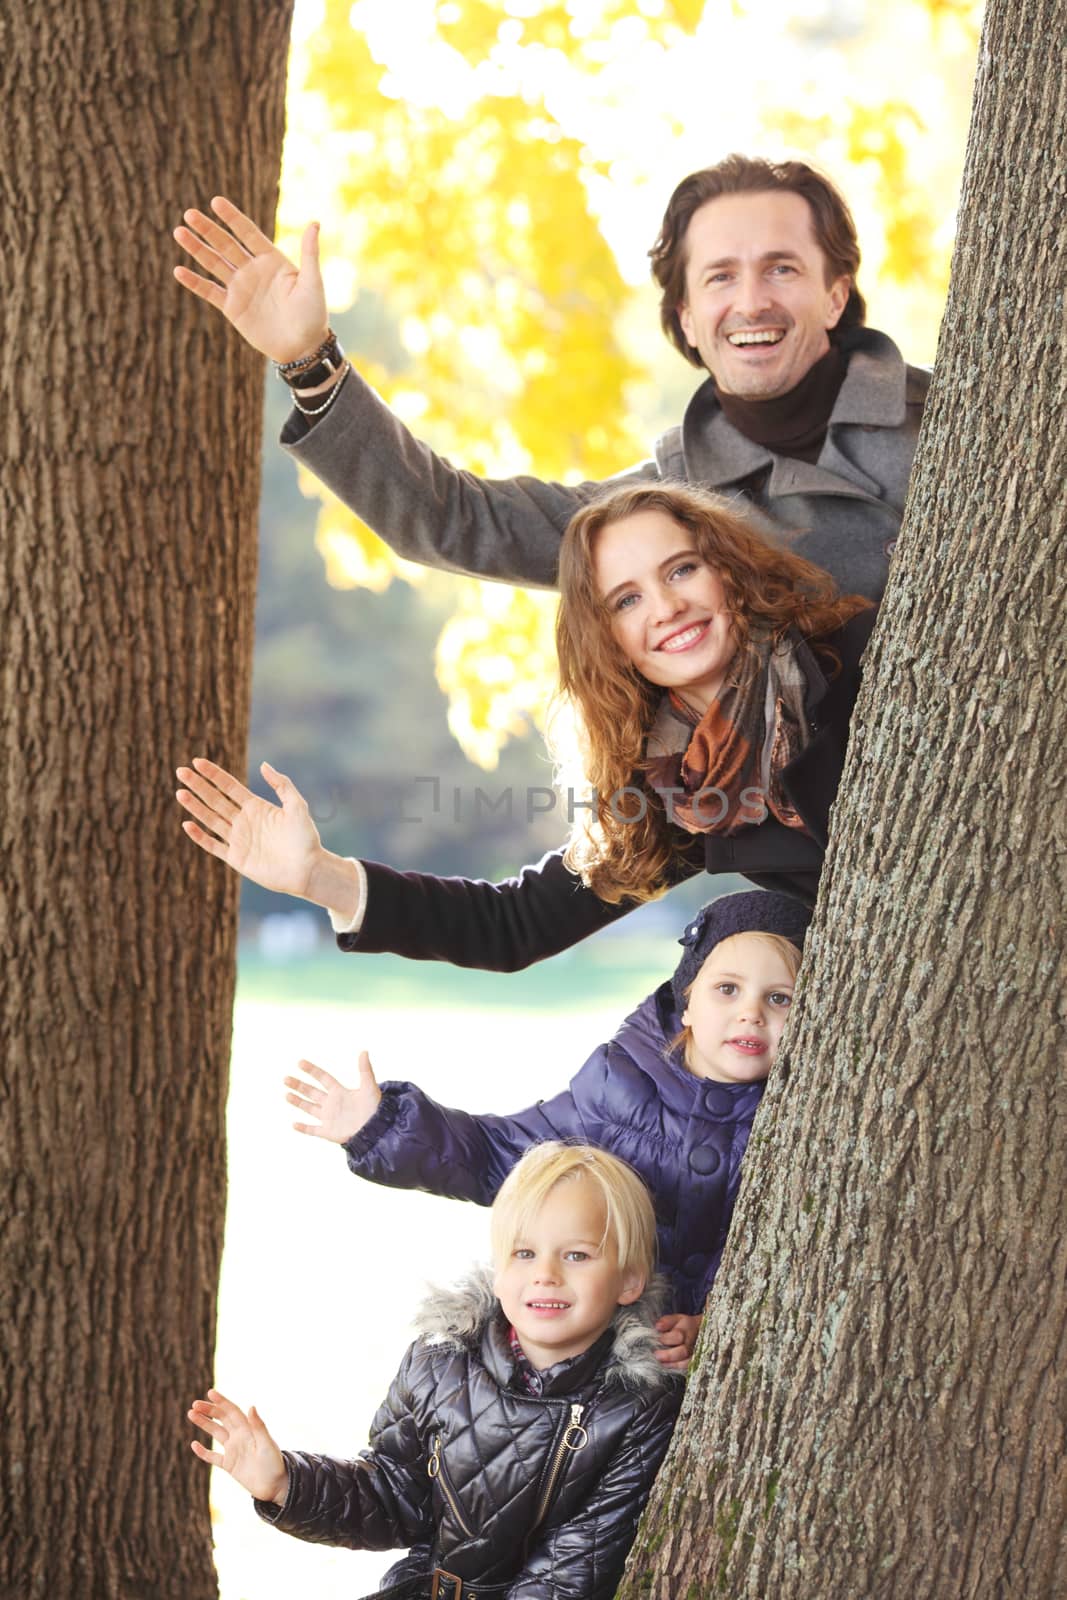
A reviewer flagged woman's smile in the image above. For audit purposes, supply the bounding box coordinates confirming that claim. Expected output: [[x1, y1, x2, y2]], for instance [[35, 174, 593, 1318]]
[[655, 618, 713, 653]]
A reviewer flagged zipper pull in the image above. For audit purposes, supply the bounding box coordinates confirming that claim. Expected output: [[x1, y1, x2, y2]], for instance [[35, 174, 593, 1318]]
[[562, 1403, 588, 1451], [526, 1401, 591, 1544], [428, 1434, 442, 1477]]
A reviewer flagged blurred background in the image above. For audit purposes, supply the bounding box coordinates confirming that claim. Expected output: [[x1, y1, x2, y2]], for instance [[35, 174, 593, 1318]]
[[217, 0, 982, 1592]]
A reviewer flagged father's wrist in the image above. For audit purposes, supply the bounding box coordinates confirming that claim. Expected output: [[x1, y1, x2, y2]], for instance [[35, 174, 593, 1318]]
[[275, 329, 342, 390], [292, 362, 348, 399]]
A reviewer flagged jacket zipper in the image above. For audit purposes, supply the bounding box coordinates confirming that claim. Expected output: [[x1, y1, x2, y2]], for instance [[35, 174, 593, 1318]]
[[529, 1403, 588, 1533], [428, 1433, 475, 1539]]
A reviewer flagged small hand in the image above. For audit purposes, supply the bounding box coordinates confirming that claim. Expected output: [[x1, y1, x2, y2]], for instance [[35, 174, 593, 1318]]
[[654, 1313, 703, 1372], [173, 195, 329, 364], [189, 1389, 288, 1505], [176, 757, 322, 899], [285, 1052, 382, 1145]]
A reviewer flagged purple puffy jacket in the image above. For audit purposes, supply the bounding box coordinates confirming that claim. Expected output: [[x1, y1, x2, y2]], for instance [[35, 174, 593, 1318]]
[[344, 982, 765, 1316]]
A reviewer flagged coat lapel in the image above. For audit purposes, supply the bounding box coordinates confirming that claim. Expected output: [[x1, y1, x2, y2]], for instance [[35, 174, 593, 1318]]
[[679, 329, 912, 508]]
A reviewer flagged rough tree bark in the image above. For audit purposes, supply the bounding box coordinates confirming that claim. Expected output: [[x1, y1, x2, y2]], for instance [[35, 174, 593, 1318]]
[[618, 1, 1067, 1596], [0, 6, 293, 1597]]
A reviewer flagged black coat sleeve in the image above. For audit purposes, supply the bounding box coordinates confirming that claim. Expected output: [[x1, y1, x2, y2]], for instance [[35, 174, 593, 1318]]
[[255, 1343, 432, 1551], [342, 846, 703, 971], [782, 605, 879, 848]]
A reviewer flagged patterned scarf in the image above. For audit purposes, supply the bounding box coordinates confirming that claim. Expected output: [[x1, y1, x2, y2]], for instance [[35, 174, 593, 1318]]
[[643, 632, 814, 835]]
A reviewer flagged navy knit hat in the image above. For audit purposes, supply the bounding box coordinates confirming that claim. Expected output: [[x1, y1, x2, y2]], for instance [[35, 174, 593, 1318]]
[[671, 890, 811, 1012]]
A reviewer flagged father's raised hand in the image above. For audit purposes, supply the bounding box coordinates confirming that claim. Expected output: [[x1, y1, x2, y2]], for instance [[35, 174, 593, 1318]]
[[173, 195, 328, 364]]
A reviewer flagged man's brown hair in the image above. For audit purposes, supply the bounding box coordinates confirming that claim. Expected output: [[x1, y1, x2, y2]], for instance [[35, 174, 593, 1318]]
[[649, 154, 866, 368]]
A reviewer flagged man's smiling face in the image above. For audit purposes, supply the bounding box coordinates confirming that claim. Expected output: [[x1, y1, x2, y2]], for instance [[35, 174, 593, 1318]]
[[677, 190, 850, 400]]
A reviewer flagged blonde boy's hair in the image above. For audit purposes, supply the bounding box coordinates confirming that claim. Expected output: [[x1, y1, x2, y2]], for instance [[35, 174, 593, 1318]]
[[490, 1143, 656, 1282], [671, 931, 803, 1068]]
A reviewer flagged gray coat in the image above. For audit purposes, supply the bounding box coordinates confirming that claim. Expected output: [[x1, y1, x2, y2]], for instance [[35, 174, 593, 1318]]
[[281, 326, 929, 603]]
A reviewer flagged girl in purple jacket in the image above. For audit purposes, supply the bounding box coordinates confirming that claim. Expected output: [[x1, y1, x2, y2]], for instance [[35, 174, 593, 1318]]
[[283, 889, 809, 1371]]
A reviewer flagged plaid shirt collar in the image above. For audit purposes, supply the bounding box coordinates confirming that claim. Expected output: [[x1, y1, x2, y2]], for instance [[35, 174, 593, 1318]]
[[506, 1324, 545, 1396]]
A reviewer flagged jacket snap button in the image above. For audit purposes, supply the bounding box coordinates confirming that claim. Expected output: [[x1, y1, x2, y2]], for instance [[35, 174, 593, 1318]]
[[883, 538, 897, 555], [703, 1085, 735, 1116], [689, 1145, 722, 1175]]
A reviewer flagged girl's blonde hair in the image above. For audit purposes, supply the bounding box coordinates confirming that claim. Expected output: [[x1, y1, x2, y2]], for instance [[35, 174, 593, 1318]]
[[554, 482, 870, 904], [490, 1142, 656, 1283], [669, 931, 804, 1068]]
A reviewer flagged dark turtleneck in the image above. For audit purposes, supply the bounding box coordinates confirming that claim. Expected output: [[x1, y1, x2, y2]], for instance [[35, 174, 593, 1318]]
[[713, 343, 847, 465]]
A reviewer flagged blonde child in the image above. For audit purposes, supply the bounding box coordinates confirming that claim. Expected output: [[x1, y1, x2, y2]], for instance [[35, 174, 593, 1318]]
[[189, 1144, 682, 1600]]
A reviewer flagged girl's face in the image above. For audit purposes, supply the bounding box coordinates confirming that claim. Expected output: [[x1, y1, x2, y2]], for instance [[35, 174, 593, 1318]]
[[682, 933, 796, 1084], [592, 509, 737, 715]]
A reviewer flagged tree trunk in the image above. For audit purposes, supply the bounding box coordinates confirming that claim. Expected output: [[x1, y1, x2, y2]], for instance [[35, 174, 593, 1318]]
[[0, 6, 293, 1596], [619, 1, 1067, 1596]]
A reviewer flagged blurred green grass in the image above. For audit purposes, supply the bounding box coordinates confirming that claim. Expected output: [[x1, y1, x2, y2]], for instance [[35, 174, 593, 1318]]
[[236, 936, 677, 1013], [235, 873, 746, 1011]]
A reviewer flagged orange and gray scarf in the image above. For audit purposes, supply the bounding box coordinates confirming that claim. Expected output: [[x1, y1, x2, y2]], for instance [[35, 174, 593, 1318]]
[[643, 633, 813, 835]]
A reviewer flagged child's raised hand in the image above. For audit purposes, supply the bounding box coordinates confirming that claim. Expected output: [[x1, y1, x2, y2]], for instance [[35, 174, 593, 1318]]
[[285, 1052, 382, 1145], [654, 1313, 703, 1372], [189, 1389, 288, 1505]]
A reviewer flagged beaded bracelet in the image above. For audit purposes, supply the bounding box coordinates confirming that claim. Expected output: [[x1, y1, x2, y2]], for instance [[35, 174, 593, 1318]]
[[275, 331, 338, 378]]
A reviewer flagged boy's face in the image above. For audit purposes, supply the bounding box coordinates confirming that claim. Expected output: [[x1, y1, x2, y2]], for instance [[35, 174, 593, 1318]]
[[494, 1176, 645, 1371], [683, 932, 796, 1084]]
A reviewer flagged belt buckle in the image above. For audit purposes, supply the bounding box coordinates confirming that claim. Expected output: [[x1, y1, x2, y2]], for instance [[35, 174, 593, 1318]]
[[431, 1569, 463, 1600]]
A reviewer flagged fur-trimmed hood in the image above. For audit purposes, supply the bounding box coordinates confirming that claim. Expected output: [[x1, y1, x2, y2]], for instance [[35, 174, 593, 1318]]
[[412, 1265, 673, 1393]]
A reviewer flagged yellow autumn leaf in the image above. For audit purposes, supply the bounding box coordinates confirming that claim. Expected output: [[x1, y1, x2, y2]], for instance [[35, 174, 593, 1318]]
[[436, 583, 559, 767]]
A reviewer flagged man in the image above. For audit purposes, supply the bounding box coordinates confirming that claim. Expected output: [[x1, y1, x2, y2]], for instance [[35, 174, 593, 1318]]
[[174, 154, 929, 604]]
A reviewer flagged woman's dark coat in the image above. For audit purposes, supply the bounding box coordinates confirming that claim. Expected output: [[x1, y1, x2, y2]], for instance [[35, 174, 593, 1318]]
[[255, 1272, 682, 1600], [346, 986, 763, 1316], [339, 611, 875, 971]]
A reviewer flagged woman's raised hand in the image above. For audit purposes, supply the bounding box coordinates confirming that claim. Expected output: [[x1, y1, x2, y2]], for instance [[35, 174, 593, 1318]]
[[285, 1052, 382, 1145], [173, 196, 329, 364], [189, 1390, 288, 1505], [176, 757, 322, 899]]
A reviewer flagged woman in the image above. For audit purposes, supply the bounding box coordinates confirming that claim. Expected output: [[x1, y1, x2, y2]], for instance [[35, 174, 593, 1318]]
[[177, 484, 874, 970]]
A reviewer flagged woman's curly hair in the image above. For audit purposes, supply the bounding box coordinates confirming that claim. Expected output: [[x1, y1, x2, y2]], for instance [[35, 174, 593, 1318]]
[[554, 482, 870, 903]]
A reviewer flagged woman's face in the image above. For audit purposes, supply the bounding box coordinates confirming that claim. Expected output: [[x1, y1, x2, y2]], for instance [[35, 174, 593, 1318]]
[[592, 509, 736, 714]]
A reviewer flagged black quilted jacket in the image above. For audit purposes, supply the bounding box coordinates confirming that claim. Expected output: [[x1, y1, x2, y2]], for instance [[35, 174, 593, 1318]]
[[255, 1271, 683, 1599]]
